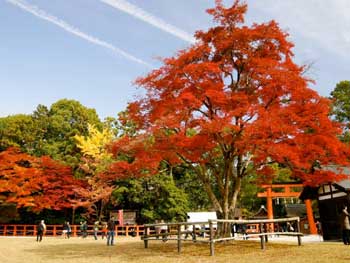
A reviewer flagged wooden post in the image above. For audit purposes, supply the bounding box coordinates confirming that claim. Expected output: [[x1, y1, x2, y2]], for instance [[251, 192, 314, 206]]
[[144, 226, 148, 248], [23, 225, 26, 236], [136, 225, 139, 237], [192, 224, 196, 241], [118, 209, 124, 226], [72, 207, 76, 225], [126, 226, 129, 237], [73, 225, 77, 237], [13, 225, 17, 236], [304, 199, 317, 235], [209, 220, 214, 256], [296, 219, 302, 246], [260, 223, 265, 250], [177, 224, 182, 253], [115, 225, 119, 237]]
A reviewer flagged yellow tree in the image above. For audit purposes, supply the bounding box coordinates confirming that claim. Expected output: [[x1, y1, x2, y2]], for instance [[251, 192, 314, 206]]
[[74, 124, 114, 221]]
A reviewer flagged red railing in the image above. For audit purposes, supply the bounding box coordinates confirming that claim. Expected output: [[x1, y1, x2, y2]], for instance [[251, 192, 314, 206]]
[[0, 224, 145, 237]]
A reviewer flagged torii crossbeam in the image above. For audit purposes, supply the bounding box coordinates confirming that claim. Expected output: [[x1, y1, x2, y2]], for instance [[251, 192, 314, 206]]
[[257, 183, 317, 235]]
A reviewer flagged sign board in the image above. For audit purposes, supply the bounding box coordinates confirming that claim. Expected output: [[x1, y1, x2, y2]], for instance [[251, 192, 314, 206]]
[[123, 211, 137, 225], [109, 210, 137, 225], [187, 212, 217, 230]]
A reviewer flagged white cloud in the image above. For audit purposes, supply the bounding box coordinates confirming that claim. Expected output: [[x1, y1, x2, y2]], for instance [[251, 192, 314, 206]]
[[6, 0, 152, 67], [99, 0, 196, 44], [247, 0, 350, 58]]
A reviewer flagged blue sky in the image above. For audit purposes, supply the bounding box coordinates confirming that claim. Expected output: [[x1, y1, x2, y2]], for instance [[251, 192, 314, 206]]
[[1, 0, 350, 120]]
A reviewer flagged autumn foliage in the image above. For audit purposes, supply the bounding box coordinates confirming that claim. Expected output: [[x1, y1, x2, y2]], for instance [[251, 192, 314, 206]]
[[0, 147, 85, 212], [108, 0, 350, 227]]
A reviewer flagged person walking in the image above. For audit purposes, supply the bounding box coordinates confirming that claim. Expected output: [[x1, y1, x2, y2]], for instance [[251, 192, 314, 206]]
[[62, 221, 71, 239], [62, 221, 69, 239], [79, 221, 84, 238], [36, 220, 46, 242], [341, 205, 350, 245], [66, 221, 71, 238], [82, 221, 88, 238], [106, 217, 116, 246], [93, 221, 100, 240], [101, 222, 108, 239]]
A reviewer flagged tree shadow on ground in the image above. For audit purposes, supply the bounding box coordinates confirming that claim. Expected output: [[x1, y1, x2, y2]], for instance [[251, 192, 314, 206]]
[[24, 239, 293, 261], [25, 240, 189, 261]]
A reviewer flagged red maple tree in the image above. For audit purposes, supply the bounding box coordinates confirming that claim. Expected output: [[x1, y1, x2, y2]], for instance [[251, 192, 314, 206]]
[[0, 147, 85, 212], [72, 164, 114, 221], [108, 0, 350, 229]]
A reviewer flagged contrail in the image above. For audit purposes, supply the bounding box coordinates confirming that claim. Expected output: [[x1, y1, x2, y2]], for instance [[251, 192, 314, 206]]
[[99, 0, 196, 44], [6, 0, 151, 67]]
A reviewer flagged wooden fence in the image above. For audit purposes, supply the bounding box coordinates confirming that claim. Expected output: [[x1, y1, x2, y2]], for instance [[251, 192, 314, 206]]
[[0, 224, 145, 237], [142, 217, 303, 256]]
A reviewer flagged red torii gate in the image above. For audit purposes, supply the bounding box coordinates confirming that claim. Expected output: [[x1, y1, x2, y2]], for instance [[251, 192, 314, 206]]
[[257, 183, 317, 235]]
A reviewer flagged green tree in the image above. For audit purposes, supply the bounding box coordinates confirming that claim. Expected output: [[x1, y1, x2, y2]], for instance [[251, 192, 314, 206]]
[[238, 173, 263, 216], [112, 174, 189, 224], [30, 104, 51, 156], [172, 165, 211, 211], [330, 80, 350, 142], [0, 99, 103, 171], [41, 99, 102, 168], [0, 114, 37, 152]]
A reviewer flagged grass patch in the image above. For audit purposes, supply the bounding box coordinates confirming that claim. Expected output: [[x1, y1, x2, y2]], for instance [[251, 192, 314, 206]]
[[0, 236, 349, 263]]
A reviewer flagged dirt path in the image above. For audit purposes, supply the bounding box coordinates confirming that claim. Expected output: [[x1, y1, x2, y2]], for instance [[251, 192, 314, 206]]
[[0, 236, 349, 263]]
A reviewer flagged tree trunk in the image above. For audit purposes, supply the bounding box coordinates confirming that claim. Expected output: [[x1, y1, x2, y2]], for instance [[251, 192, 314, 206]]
[[193, 159, 243, 238], [216, 208, 231, 238], [98, 200, 105, 222], [216, 176, 242, 238], [71, 207, 76, 224]]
